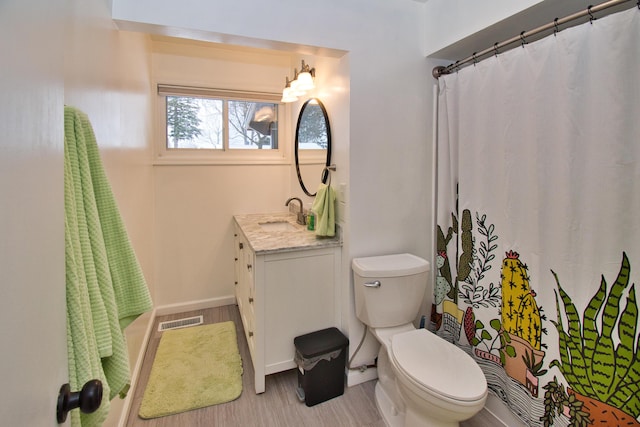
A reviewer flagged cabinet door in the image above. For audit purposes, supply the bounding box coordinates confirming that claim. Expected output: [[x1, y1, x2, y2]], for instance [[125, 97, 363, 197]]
[[263, 250, 337, 373]]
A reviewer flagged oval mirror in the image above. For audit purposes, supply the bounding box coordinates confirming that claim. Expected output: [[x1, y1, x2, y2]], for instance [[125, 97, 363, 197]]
[[294, 98, 332, 197]]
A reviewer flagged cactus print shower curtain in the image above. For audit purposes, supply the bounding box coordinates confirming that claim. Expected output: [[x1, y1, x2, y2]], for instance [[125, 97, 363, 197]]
[[432, 8, 640, 427]]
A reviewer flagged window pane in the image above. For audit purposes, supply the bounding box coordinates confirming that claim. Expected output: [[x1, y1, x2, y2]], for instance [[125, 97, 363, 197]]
[[166, 96, 223, 149], [228, 101, 278, 150]]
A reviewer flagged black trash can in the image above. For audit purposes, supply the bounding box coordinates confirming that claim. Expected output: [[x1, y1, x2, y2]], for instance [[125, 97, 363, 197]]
[[294, 327, 349, 407]]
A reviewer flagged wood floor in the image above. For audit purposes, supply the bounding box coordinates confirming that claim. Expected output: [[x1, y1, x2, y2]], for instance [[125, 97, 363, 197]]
[[126, 305, 498, 427]]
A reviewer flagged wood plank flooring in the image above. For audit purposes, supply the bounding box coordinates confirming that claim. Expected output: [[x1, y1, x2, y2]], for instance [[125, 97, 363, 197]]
[[126, 305, 498, 427]]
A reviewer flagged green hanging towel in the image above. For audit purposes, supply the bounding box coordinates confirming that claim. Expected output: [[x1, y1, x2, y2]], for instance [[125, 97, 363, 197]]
[[64, 106, 153, 426], [311, 183, 336, 237]]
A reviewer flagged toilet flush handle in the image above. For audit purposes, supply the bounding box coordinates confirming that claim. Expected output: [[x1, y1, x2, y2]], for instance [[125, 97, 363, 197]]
[[364, 280, 381, 288]]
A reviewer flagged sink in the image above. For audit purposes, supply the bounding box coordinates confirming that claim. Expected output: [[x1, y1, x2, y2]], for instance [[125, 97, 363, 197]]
[[259, 221, 297, 232]]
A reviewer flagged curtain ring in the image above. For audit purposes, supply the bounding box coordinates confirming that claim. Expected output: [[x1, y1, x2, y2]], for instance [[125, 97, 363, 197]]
[[588, 5, 596, 24], [494, 43, 500, 57], [520, 31, 527, 48], [454, 60, 460, 73], [554, 18, 560, 36], [472, 52, 478, 66]]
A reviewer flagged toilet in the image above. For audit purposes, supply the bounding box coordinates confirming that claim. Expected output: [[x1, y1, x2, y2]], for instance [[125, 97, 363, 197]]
[[352, 253, 487, 427]]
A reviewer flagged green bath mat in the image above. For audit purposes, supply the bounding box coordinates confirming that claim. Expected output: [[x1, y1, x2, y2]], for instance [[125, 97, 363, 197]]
[[139, 321, 243, 419]]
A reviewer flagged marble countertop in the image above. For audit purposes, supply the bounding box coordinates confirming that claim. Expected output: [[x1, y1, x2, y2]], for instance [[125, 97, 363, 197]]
[[234, 212, 341, 254]]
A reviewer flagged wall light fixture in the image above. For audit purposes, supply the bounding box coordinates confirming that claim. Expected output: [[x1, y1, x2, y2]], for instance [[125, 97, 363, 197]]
[[281, 60, 315, 103]]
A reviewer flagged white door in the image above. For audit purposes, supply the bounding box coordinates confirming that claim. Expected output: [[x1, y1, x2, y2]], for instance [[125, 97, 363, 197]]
[[0, 0, 69, 425]]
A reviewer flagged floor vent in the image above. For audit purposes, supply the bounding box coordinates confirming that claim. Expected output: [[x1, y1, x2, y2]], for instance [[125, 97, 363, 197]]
[[158, 315, 204, 332]]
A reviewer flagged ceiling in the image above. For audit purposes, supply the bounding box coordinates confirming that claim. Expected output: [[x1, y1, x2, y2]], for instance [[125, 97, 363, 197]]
[[429, 0, 636, 62]]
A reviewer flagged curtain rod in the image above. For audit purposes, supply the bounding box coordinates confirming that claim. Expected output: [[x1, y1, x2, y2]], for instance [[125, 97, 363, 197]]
[[432, 0, 636, 78]]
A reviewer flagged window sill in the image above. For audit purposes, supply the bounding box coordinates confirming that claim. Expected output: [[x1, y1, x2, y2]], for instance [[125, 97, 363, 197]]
[[152, 154, 290, 166]]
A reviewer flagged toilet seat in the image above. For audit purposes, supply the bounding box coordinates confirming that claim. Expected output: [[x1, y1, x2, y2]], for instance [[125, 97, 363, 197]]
[[390, 329, 487, 403]]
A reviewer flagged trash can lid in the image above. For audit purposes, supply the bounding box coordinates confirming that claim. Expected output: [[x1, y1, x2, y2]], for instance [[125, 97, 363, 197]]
[[294, 327, 349, 359]]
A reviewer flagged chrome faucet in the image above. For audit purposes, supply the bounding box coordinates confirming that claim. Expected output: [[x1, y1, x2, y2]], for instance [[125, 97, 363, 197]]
[[285, 197, 306, 225]]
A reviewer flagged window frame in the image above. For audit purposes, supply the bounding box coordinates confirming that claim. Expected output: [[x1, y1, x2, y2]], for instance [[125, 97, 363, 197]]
[[154, 84, 289, 165]]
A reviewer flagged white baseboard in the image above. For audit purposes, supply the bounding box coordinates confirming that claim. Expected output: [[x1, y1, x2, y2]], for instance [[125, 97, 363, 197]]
[[347, 366, 378, 387], [155, 295, 236, 316]]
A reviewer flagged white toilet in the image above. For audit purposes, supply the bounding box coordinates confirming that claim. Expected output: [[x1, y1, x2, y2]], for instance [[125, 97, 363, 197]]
[[352, 253, 487, 427]]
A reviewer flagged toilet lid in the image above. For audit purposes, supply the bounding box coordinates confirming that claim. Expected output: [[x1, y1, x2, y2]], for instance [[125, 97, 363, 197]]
[[391, 329, 487, 402]]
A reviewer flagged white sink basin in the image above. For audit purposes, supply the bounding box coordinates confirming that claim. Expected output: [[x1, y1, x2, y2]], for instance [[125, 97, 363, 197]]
[[259, 221, 298, 232]]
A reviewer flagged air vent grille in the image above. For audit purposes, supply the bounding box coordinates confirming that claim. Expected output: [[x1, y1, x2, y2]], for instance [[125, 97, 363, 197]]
[[158, 315, 204, 332]]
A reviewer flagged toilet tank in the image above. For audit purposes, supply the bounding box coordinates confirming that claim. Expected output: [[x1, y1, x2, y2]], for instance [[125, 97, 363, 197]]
[[352, 253, 430, 328]]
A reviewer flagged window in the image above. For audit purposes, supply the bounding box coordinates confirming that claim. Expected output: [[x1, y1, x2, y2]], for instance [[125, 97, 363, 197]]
[[156, 85, 285, 164]]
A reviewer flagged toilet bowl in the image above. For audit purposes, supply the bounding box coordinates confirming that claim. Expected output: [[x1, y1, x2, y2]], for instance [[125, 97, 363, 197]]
[[352, 254, 488, 427], [389, 328, 487, 426]]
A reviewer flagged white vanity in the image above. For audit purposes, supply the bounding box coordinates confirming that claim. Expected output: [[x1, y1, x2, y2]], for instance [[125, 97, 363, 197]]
[[233, 212, 342, 394]]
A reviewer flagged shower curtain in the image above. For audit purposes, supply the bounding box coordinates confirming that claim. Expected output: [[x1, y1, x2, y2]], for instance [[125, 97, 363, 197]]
[[432, 7, 640, 427]]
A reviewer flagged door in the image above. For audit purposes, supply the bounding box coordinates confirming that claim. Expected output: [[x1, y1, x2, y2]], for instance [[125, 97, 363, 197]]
[[0, 0, 68, 425]]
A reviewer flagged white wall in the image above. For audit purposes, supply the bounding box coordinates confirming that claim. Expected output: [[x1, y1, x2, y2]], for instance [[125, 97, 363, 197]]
[[422, 0, 542, 57], [112, 0, 434, 255], [65, 0, 154, 287], [64, 0, 155, 424], [149, 38, 343, 306], [112, 0, 436, 377], [423, 0, 610, 61]]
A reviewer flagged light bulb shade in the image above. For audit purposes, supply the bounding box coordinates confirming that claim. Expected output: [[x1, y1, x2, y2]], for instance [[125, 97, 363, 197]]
[[281, 87, 298, 103], [295, 71, 315, 91], [290, 78, 307, 96]]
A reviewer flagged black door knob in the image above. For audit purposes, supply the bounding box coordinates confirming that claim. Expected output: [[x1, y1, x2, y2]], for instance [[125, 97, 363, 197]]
[[56, 379, 103, 423]]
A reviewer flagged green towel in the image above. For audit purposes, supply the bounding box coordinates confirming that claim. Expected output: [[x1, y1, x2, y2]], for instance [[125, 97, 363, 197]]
[[64, 106, 153, 427], [311, 183, 336, 237]]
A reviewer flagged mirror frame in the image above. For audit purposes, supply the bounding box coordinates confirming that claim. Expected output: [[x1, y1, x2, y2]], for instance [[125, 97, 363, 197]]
[[294, 98, 332, 197]]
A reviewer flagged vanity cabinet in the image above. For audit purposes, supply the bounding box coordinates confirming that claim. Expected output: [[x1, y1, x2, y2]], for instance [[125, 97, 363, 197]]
[[233, 219, 341, 394]]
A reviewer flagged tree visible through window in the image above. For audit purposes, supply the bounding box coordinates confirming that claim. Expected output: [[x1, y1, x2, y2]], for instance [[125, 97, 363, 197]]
[[165, 95, 278, 150], [166, 96, 203, 148]]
